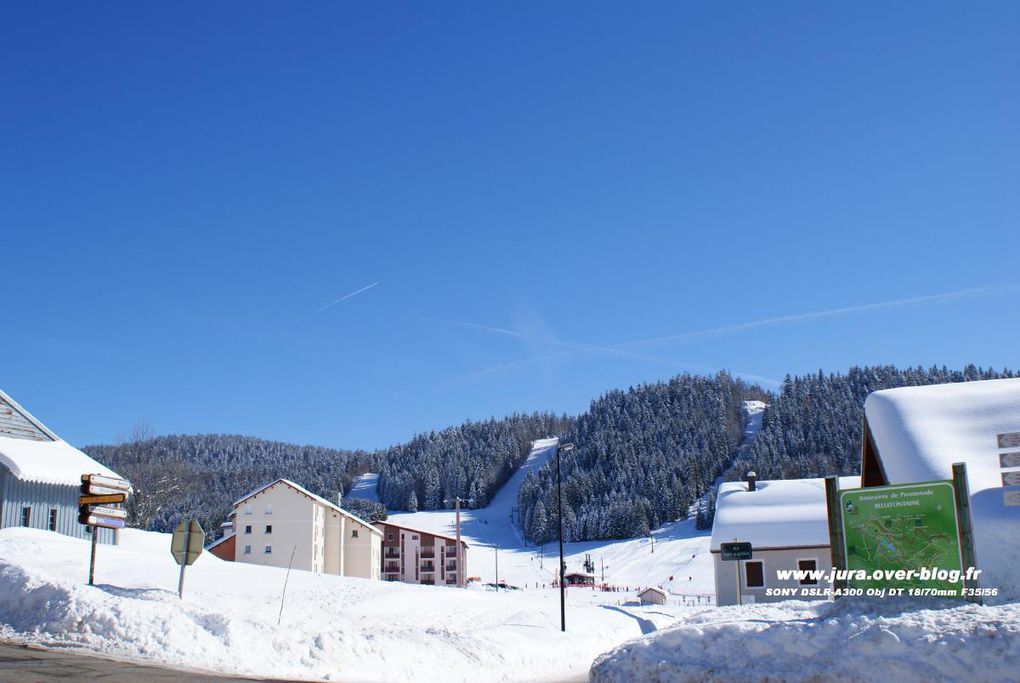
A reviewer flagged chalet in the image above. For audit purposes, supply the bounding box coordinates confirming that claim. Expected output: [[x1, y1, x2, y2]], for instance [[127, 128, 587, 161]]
[[638, 586, 667, 606], [374, 520, 469, 587], [0, 389, 124, 544], [862, 377, 1020, 604], [563, 572, 595, 587], [711, 473, 859, 606], [228, 479, 382, 579]]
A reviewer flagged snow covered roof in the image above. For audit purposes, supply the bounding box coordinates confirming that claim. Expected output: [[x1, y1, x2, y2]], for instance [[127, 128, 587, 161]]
[[0, 389, 124, 487], [864, 377, 1020, 603], [234, 479, 382, 536], [0, 437, 124, 487], [638, 586, 666, 597], [710, 476, 860, 551]]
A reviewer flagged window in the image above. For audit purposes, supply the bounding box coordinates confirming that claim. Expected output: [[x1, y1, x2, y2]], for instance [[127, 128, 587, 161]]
[[48, 509, 58, 531], [265, 525, 272, 534], [797, 559, 818, 586], [244, 525, 252, 534], [265, 504, 273, 515], [21, 507, 31, 527], [412, 534, 418, 540], [264, 545, 272, 554], [744, 561, 765, 588], [84, 525, 92, 535], [387, 533, 394, 541], [244, 504, 253, 515], [351, 529, 359, 538], [244, 545, 252, 555]]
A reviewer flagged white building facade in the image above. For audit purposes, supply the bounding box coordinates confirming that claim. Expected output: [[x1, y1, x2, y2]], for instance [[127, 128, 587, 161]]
[[231, 479, 381, 580]]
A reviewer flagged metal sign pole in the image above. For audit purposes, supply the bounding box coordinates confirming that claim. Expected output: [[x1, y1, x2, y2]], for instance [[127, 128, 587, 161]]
[[735, 559, 742, 606], [88, 526, 98, 586], [178, 520, 191, 599]]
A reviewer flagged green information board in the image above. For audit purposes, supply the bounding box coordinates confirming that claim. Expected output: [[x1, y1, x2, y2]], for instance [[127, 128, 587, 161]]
[[839, 481, 963, 594]]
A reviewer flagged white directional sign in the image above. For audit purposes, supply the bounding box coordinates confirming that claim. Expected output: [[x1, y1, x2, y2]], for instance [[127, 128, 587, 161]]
[[82, 474, 132, 492], [1004, 490, 1020, 507], [1000, 452, 1020, 469], [998, 433, 1020, 449], [1002, 471, 1020, 488]]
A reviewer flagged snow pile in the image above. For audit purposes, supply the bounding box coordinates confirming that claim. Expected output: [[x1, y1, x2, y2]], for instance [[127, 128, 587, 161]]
[[0, 436, 123, 487], [0, 527, 683, 682], [591, 597, 1020, 683], [865, 378, 1020, 604]]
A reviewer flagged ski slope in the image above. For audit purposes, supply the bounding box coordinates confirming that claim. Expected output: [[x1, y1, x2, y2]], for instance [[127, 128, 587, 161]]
[[387, 438, 714, 596], [347, 472, 381, 503]]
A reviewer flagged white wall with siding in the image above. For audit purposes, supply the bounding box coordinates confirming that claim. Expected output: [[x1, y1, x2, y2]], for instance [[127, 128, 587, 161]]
[[0, 464, 115, 544]]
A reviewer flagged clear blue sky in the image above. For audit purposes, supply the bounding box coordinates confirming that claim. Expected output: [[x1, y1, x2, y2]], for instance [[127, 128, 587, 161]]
[[2, 2, 1018, 449]]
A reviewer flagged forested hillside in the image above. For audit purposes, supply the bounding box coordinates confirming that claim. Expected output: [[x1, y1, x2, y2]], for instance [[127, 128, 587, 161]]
[[85, 364, 1017, 543], [85, 434, 381, 535], [378, 412, 572, 511], [517, 373, 768, 544], [726, 364, 1017, 482]]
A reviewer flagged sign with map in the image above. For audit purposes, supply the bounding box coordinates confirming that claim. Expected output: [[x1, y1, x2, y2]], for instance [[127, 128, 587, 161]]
[[839, 481, 963, 593]]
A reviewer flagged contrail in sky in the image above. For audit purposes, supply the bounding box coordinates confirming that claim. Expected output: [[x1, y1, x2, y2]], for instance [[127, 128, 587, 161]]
[[318, 282, 379, 311], [615, 284, 1015, 348]]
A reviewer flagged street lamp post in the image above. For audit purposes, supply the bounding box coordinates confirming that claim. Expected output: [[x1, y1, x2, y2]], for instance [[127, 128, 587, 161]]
[[557, 442, 574, 632]]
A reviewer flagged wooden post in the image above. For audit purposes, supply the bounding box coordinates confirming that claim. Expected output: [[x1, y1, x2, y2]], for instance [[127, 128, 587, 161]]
[[952, 462, 981, 604], [824, 476, 846, 597], [88, 526, 98, 586]]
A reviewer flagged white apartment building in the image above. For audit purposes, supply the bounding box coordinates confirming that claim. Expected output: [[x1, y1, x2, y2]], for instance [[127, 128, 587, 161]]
[[374, 520, 469, 586], [231, 478, 381, 580]]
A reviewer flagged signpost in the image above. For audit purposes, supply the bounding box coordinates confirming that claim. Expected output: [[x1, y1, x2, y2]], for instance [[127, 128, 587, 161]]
[[720, 541, 752, 605], [79, 474, 131, 586], [839, 480, 965, 595], [171, 519, 205, 598]]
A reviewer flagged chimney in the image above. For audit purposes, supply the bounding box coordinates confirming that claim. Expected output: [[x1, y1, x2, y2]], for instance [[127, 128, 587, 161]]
[[746, 471, 757, 492]]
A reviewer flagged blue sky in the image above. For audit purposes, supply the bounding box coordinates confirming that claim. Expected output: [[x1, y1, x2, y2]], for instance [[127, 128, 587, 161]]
[[2, 2, 1018, 449]]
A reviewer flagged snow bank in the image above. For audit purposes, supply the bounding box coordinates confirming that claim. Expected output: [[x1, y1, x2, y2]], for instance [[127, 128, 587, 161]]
[[591, 597, 1020, 683], [0, 527, 672, 682]]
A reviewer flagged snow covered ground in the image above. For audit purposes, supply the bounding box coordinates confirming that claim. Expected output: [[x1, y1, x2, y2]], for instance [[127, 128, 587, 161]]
[[591, 597, 1020, 682], [0, 526, 703, 682], [386, 438, 714, 596], [346, 472, 381, 503]]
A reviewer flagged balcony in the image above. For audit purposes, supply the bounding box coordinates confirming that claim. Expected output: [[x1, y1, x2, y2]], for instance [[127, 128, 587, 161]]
[[420, 550, 435, 559], [384, 549, 400, 558]]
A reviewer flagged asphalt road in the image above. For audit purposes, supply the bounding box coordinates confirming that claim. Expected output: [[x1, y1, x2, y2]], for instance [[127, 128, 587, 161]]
[[0, 642, 284, 682]]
